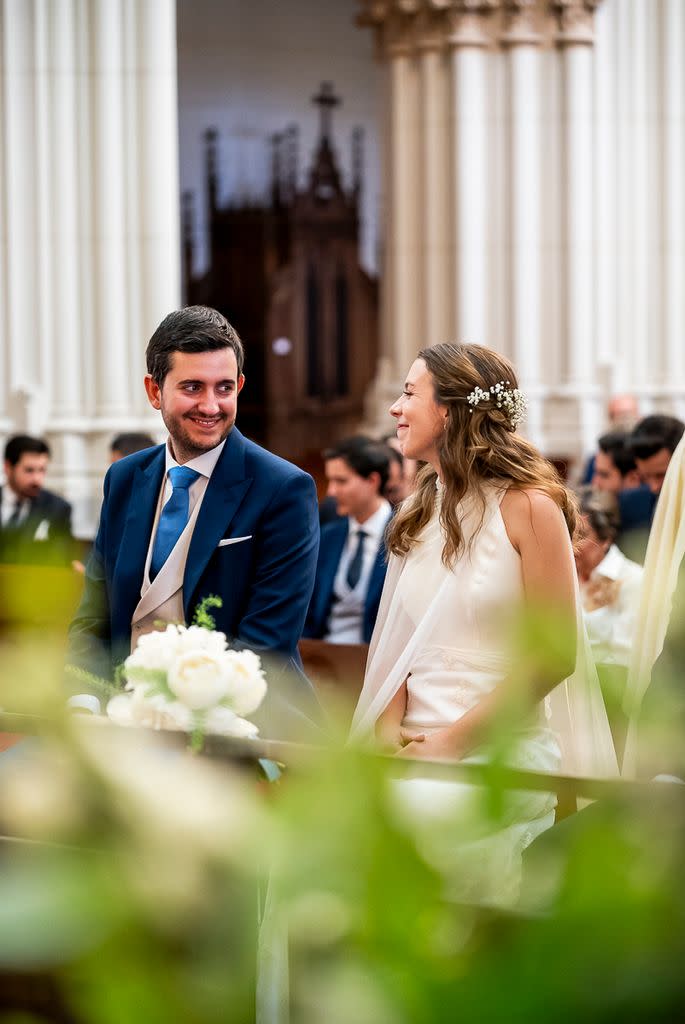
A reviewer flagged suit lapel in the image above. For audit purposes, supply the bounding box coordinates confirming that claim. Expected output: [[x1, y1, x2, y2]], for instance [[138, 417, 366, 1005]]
[[183, 428, 252, 613], [364, 509, 392, 614], [114, 451, 166, 626]]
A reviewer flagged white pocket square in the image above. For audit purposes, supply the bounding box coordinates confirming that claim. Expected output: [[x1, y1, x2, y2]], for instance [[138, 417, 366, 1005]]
[[218, 535, 252, 548], [33, 519, 50, 541]]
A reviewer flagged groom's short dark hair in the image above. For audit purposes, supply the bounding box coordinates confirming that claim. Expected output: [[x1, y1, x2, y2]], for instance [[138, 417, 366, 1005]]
[[146, 305, 245, 385]]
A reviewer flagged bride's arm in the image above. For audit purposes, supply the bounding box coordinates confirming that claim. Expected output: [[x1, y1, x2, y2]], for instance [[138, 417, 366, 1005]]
[[399, 489, 576, 762], [375, 680, 409, 751]]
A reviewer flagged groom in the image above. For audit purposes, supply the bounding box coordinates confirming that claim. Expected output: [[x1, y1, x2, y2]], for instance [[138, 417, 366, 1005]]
[[68, 305, 321, 730]]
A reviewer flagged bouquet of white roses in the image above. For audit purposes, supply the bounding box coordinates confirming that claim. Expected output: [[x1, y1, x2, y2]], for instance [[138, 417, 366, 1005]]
[[106, 618, 267, 747]]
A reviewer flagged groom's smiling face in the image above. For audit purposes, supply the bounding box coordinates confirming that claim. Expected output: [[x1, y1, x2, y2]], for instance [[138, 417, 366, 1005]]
[[145, 349, 245, 463]]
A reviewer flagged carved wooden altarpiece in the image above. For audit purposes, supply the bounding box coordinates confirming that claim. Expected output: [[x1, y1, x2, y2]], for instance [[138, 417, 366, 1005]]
[[184, 84, 378, 463]]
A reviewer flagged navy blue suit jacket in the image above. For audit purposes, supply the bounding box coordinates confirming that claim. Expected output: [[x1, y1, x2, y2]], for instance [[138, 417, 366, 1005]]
[[68, 429, 320, 701], [303, 513, 389, 644]]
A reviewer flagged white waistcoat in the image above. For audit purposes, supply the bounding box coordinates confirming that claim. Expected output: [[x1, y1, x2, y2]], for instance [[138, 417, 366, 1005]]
[[130, 495, 204, 650]]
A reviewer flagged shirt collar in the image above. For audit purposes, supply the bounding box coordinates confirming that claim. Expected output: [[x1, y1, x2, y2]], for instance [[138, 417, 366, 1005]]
[[349, 500, 392, 543], [164, 437, 226, 479], [592, 543, 626, 582]]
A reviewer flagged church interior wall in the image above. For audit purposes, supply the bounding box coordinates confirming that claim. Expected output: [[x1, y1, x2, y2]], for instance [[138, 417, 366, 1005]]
[[177, 0, 381, 277]]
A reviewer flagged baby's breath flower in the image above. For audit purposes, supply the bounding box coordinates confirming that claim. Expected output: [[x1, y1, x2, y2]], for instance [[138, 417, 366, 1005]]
[[464, 380, 527, 429]]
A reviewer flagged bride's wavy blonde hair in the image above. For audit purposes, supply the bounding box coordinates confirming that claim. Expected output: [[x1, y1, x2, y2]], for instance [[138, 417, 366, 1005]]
[[386, 343, 579, 567]]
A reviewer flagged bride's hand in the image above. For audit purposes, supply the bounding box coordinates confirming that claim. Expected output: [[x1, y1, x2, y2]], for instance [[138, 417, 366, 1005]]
[[396, 727, 460, 761], [399, 728, 425, 748]]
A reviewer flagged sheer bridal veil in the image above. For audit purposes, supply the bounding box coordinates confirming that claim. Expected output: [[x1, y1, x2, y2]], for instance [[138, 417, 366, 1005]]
[[350, 533, 619, 781]]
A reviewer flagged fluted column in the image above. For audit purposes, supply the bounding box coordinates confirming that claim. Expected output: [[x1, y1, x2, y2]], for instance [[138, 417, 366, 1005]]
[[2, 0, 40, 425], [592, 0, 616, 376], [50, 1, 83, 421], [501, 1, 544, 445], [552, 0, 600, 451], [417, 8, 451, 347], [662, 0, 685, 416], [387, 13, 422, 377], [92, 0, 129, 420], [448, 1, 498, 344], [0, 0, 179, 536], [138, 0, 181, 357]]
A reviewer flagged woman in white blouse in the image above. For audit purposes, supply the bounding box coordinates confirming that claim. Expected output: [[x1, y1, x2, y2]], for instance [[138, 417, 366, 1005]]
[[575, 487, 643, 753], [575, 488, 644, 668]]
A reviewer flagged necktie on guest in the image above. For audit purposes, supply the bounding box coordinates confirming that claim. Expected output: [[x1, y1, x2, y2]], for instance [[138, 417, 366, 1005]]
[[150, 466, 200, 580], [346, 529, 367, 590], [5, 500, 23, 529]]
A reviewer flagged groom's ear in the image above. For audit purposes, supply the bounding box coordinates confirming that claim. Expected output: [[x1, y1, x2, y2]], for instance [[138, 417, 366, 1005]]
[[144, 374, 162, 410]]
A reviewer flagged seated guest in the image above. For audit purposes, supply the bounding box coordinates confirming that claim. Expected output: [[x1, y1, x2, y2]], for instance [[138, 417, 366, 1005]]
[[628, 414, 685, 497], [576, 488, 643, 668], [304, 439, 392, 644], [579, 393, 640, 484], [591, 429, 656, 552], [110, 431, 156, 462], [383, 432, 418, 498], [318, 434, 373, 526], [591, 429, 641, 493], [0, 435, 74, 566], [575, 488, 643, 755], [384, 444, 410, 508]]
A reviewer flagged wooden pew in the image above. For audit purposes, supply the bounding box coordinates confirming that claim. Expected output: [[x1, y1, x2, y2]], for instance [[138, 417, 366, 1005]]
[[298, 638, 367, 724]]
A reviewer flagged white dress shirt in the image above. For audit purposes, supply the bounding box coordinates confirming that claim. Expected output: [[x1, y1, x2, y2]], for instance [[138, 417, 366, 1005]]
[[581, 543, 644, 667], [325, 499, 391, 644], [1, 484, 27, 526]]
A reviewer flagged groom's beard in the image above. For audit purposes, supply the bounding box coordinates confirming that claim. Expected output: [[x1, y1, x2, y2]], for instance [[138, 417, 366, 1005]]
[[166, 411, 235, 460]]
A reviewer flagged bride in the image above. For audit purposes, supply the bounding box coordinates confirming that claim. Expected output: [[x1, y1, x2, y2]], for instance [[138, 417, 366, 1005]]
[[350, 343, 617, 903]]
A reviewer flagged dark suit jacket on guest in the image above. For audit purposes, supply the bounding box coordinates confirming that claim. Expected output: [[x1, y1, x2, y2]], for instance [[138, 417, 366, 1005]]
[[0, 486, 73, 567], [617, 485, 656, 562], [303, 514, 389, 644], [68, 428, 321, 729]]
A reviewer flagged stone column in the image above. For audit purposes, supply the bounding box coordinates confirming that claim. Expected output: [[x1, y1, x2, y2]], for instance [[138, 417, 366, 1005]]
[[551, 0, 600, 453], [2, 0, 41, 430], [447, 1, 498, 344], [387, 15, 422, 377], [359, 2, 423, 425], [500, 1, 544, 446], [0, 0, 179, 536], [592, 0, 616, 375], [662, 0, 685, 415], [416, 6, 451, 347], [92, 0, 129, 421]]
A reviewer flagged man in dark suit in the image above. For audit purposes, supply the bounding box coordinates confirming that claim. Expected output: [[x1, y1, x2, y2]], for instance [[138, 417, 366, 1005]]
[[0, 435, 74, 566], [590, 428, 656, 559], [304, 439, 392, 645], [68, 306, 320, 729]]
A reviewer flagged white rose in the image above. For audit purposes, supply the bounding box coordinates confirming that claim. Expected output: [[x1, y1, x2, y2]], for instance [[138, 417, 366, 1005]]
[[125, 623, 184, 673], [107, 691, 194, 732], [106, 693, 136, 727], [176, 625, 228, 656], [167, 649, 231, 710], [205, 705, 259, 739], [221, 649, 267, 716]]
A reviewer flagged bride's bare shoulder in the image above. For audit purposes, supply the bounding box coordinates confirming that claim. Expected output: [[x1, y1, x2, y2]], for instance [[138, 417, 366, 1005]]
[[499, 487, 566, 550]]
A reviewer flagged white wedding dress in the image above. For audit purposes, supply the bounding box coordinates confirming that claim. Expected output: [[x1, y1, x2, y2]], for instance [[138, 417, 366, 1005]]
[[351, 484, 618, 905]]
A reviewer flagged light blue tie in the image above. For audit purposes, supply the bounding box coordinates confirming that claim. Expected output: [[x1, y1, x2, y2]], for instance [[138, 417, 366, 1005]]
[[150, 465, 200, 580]]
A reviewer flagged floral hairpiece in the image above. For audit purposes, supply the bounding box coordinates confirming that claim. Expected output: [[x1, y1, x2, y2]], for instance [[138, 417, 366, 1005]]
[[466, 380, 527, 429]]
